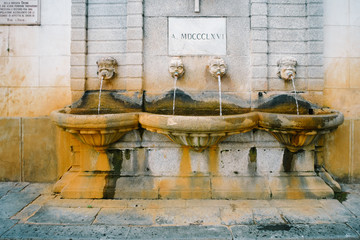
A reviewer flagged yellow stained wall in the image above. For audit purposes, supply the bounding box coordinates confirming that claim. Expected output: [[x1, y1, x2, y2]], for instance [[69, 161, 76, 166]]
[[0, 0, 72, 117], [323, 0, 360, 182]]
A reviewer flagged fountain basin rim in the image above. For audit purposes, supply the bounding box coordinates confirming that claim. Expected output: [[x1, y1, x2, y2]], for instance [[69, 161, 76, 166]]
[[258, 110, 344, 131], [50, 109, 140, 130], [139, 112, 259, 133]]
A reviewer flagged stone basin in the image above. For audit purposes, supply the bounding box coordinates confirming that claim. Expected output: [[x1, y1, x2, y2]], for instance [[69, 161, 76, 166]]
[[258, 109, 344, 152], [139, 111, 258, 152], [51, 109, 139, 174], [50, 109, 139, 153]]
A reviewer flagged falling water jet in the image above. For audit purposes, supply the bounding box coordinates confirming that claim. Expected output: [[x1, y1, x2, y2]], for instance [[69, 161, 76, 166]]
[[172, 75, 178, 115], [98, 75, 105, 115], [290, 75, 299, 115], [217, 73, 222, 116]]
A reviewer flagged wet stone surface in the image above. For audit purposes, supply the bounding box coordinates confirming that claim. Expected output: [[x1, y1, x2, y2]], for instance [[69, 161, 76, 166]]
[[0, 183, 360, 239], [27, 206, 100, 225]]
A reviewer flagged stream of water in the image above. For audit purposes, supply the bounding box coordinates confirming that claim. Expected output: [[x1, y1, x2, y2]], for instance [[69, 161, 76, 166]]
[[172, 76, 178, 115], [98, 75, 104, 115], [218, 74, 222, 116], [291, 75, 299, 115]]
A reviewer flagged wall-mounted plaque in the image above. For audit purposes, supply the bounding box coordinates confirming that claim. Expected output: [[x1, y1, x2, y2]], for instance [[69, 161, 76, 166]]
[[0, 0, 40, 25], [169, 17, 226, 56]]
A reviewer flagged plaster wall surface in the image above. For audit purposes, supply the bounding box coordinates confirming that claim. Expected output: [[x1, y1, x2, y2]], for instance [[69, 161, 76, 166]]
[[0, 0, 72, 117]]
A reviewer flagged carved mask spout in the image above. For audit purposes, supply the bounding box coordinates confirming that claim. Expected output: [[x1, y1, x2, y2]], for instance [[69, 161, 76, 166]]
[[208, 57, 227, 78], [96, 57, 117, 80], [169, 57, 185, 79], [277, 57, 297, 81]]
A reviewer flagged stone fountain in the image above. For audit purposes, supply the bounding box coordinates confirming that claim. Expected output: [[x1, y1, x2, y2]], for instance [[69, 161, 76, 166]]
[[51, 0, 345, 200]]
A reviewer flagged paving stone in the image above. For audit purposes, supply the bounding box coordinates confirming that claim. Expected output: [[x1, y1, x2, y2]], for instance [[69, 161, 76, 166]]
[[302, 223, 359, 239], [269, 199, 323, 208], [8, 183, 30, 193], [20, 183, 53, 194], [0, 182, 18, 198], [90, 199, 128, 208], [279, 207, 333, 224], [27, 206, 100, 224], [94, 208, 154, 226], [0, 192, 39, 218], [1, 224, 130, 239], [127, 199, 186, 209], [44, 196, 94, 207], [126, 226, 232, 240], [347, 218, 360, 236], [320, 199, 356, 223], [342, 194, 360, 217], [231, 223, 359, 240], [253, 207, 285, 225], [220, 208, 254, 225], [0, 219, 18, 237], [11, 204, 41, 221], [152, 207, 222, 226], [232, 224, 307, 240]]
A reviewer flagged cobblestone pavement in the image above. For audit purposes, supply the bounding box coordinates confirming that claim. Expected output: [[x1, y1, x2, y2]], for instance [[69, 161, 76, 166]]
[[0, 182, 359, 239]]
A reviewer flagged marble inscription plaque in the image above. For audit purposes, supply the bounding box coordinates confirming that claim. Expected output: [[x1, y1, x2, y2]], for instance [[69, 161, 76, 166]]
[[0, 0, 40, 25], [169, 18, 226, 55]]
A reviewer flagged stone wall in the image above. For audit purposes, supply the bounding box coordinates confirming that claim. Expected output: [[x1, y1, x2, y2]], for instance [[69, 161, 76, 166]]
[[0, 0, 71, 117], [0, 117, 72, 182], [70, 0, 143, 101], [322, 0, 360, 182]]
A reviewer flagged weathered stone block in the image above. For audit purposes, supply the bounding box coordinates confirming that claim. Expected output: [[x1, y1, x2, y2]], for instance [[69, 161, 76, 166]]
[[88, 3, 126, 16], [127, 15, 143, 28], [212, 177, 271, 199], [269, 176, 334, 199], [251, 29, 267, 41], [147, 148, 181, 176], [251, 16, 267, 28], [144, 17, 167, 56], [94, 208, 153, 225], [308, 3, 323, 16], [0, 118, 21, 181], [27, 206, 99, 224], [71, 41, 86, 54], [158, 177, 211, 199], [227, 17, 250, 56], [251, 54, 267, 66], [251, 40, 268, 53], [268, 4, 306, 17], [268, 17, 307, 29], [23, 117, 58, 182], [218, 149, 250, 176], [71, 3, 86, 16], [88, 41, 126, 54], [127, 2, 143, 15], [70, 66, 86, 78], [127, 27, 143, 40], [71, 16, 86, 28], [257, 148, 284, 174], [126, 40, 143, 53], [251, 3, 267, 16]]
